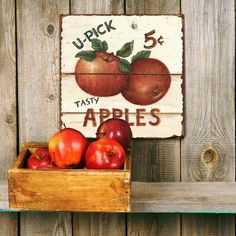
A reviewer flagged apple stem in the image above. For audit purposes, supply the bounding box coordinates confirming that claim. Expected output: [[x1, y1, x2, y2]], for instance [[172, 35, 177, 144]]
[[109, 150, 115, 156], [37, 154, 43, 160], [62, 122, 66, 129], [107, 52, 115, 62]]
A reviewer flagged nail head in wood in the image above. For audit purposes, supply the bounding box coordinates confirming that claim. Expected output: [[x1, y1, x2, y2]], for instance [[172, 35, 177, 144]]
[[5, 114, 14, 125], [47, 24, 54, 35], [48, 94, 55, 100], [131, 22, 137, 29]]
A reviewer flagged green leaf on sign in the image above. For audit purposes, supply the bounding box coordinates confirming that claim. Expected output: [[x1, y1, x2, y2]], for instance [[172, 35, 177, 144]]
[[131, 50, 151, 63], [91, 38, 108, 52], [75, 50, 96, 62], [91, 38, 104, 51], [119, 58, 131, 73], [116, 40, 134, 58], [102, 41, 108, 52]]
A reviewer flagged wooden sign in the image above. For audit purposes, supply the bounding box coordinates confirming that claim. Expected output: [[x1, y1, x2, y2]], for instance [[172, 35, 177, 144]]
[[60, 15, 184, 138]]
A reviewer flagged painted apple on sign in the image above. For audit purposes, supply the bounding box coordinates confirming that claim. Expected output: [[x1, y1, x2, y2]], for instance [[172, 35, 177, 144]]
[[60, 15, 184, 138]]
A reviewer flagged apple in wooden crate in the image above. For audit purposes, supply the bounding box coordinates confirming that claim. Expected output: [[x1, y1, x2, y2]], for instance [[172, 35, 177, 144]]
[[96, 118, 132, 149], [48, 128, 88, 168], [26, 147, 54, 169], [85, 138, 126, 169]]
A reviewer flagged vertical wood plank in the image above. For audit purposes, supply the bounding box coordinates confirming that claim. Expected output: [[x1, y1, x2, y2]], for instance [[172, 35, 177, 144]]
[[71, 0, 124, 14], [126, 0, 180, 14], [17, 0, 69, 144], [128, 213, 180, 236], [0, 0, 17, 183], [17, 0, 71, 235], [0, 213, 18, 236], [126, 1, 181, 235], [20, 212, 72, 236], [73, 213, 126, 236], [182, 214, 235, 236], [70, 1, 127, 236], [181, 0, 235, 235], [0, 0, 18, 234]]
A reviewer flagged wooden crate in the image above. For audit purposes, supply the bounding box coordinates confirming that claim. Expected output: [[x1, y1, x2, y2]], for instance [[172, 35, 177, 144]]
[[8, 143, 131, 212]]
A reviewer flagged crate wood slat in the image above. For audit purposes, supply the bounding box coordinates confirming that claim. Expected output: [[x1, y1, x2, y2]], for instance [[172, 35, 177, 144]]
[[9, 170, 130, 212], [125, 0, 181, 236], [181, 0, 235, 235]]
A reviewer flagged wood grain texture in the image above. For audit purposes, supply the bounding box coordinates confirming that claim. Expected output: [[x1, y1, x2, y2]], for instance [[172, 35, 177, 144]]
[[0, 0, 17, 181], [182, 214, 235, 236], [181, 0, 235, 182], [0, 183, 8, 210], [125, 0, 181, 235], [128, 214, 180, 236], [0, 213, 18, 236], [70, 0, 127, 234], [17, 0, 69, 144], [132, 182, 236, 213], [73, 213, 126, 236], [71, 0, 124, 14], [0, 0, 18, 234], [20, 212, 72, 236], [16, 0, 71, 235], [126, 0, 180, 14], [181, 0, 235, 235]]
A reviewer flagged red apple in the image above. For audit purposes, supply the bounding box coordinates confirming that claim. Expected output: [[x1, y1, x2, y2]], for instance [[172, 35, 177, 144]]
[[48, 128, 88, 168], [122, 58, 171, 105], [26, 147, 52, 169], [96, 118, 132, 149], [85, 138, 126, 169], [75, 52, 127, 97]]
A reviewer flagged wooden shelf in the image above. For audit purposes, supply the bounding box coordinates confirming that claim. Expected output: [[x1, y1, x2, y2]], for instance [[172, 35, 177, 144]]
[[131, 182, 236, 213], [1, 181, 236, 213]]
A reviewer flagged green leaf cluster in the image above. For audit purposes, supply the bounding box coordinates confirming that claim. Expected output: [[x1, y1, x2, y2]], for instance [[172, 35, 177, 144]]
[[75, 39, 152, 73]]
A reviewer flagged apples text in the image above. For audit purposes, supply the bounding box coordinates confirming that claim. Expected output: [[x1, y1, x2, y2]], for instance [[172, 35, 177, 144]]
[[83, 108, 161, 127]]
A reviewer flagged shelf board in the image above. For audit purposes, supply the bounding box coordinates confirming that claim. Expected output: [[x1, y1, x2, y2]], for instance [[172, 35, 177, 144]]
[[1, 181, 236, 213], [131, 182, 236, 213]]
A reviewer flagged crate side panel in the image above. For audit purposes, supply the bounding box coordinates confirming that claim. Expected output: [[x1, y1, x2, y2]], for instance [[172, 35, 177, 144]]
[[9, 170, 130, 212]]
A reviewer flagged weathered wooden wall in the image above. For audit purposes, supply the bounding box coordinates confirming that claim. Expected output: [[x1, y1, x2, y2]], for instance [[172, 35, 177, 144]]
[[0, 0, 235, 235]]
